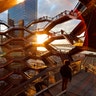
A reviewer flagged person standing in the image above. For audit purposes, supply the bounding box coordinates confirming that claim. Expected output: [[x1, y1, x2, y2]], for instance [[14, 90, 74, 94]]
[[60, 60, 72, 93]]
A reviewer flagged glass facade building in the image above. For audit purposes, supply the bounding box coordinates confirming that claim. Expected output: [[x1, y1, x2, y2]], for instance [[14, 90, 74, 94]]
[[8, 0, 37, 26]]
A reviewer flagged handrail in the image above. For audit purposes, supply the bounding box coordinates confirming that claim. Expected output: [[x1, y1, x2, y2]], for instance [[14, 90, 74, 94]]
[[26, 16, 52, 28], [0, 27, 33, 35], [0, 37, 27, 46], [0, 59, 13, 68], [34, 65, 82, 96], [0, 71, 14, 80], [34, 80, 62, 96], [4, 64, 62, 96], [44, 10, 78, 32]]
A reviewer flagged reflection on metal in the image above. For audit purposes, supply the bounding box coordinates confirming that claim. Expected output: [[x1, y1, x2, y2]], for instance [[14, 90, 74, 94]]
[[0, 0, 25, 13]]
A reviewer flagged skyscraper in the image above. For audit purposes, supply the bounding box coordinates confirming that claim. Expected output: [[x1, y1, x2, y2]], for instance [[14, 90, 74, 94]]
[[8, 0, 37, 26]]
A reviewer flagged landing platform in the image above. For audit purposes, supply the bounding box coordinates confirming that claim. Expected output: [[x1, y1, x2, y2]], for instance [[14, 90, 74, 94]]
[[35, 70, 96, 96], [63, 70, 96, 96]]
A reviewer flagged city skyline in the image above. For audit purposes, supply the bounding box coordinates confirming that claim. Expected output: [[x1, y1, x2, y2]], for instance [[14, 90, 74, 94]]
[[8, 0, 37, 26], [0, 0, 78, 20], [0, 0, 80, 50], [0, 0, 79, 34]]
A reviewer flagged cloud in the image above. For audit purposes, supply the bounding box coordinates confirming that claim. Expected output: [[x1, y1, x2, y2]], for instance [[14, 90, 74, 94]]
[[0, 0, 79, 33], [38, 0, 79, 33], [38, 0, 78, 17], [51, 19, 81, 33], [0, 0, 78, 22]]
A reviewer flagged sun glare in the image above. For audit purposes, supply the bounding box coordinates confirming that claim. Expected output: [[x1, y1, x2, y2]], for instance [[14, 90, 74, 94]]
[[37, 34, 48, 51], [17, 0, 25, 3], [37, 47, 47, 51], [37, 34, 48, 44]]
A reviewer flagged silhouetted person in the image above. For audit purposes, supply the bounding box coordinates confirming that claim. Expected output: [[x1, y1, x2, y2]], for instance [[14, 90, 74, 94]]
[[35, 67, 49, 92], [35, 82, 44, 92], [17, 92, 26, 96], [60, 60, 72, 93]]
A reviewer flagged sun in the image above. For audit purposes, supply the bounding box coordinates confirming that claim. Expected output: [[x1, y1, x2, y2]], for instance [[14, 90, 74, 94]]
[[36, 34, 48, 44], [17, 0, 25, 3], [36, 34, 48, 51]]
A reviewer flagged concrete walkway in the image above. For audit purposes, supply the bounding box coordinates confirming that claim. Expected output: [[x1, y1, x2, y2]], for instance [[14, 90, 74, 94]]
[[35, 70, 96, 96], [66, 70, 96, 96]]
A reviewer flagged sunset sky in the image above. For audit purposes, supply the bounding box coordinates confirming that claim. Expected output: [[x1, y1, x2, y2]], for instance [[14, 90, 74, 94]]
[[0, 0, 79, 33], [38, 0, 78, 17], [0, 0, 78, 22], [37, 0, 79, 33], [0, 0, 95, 54], [0, 0, 79, 45]]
